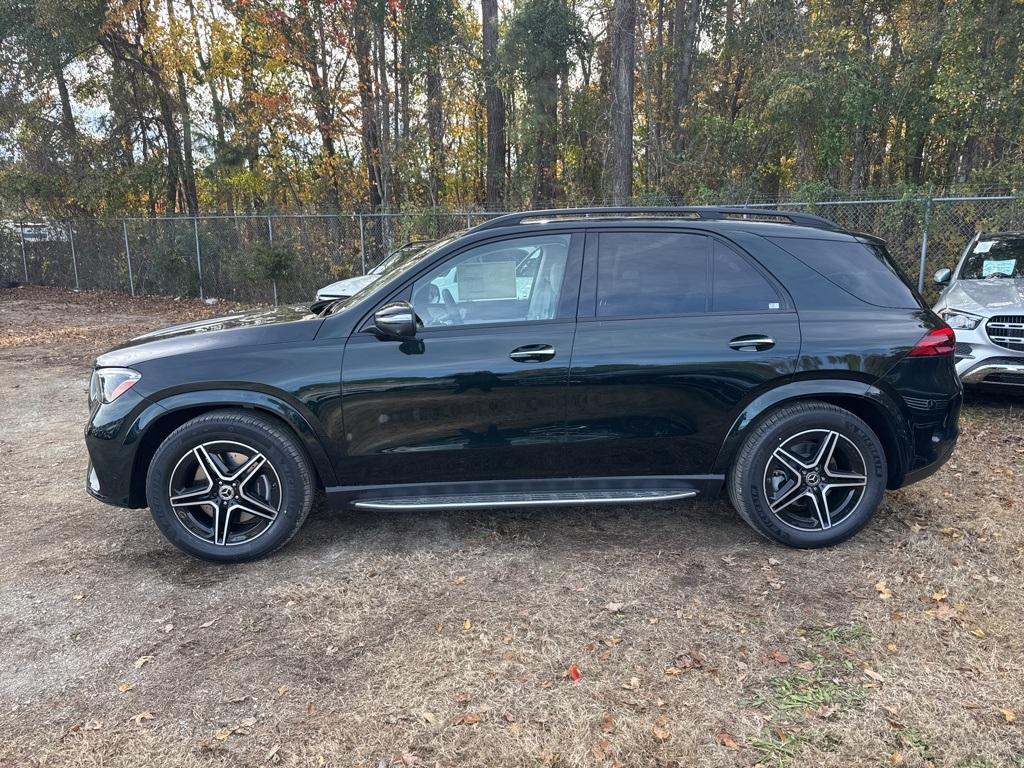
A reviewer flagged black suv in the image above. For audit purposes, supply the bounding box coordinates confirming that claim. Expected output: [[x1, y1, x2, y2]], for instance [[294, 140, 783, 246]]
[[85, 207, 962, 562]]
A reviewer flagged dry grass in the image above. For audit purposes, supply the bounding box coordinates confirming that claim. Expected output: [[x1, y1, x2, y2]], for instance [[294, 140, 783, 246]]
[[1, 288, 1022, 767]]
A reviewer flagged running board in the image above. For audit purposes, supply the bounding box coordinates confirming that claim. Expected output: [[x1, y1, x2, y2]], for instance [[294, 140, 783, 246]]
[[352, 489, 698, 511]]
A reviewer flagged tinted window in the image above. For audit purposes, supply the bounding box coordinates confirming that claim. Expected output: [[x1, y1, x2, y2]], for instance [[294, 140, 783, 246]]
[[959, 237, 1024, 279], [411, 234, 570, 328], [597, 233, 708, 317], [712, 243, 782, 312], [768, 236, 921, 308]]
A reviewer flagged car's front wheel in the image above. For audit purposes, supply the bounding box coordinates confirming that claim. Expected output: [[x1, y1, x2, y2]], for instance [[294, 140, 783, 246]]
[[728, 401, 887, 548], [146, 409, 315, 562]]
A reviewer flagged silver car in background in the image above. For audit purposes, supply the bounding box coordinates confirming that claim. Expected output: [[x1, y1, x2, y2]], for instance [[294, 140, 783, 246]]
[[315, 239, 436, 302], [933, 231, 1024, 389]]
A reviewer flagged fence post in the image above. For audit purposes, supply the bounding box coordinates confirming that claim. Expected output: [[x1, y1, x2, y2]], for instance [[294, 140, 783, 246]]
[[917, 194, 933, 293], [193, 216, 204, 299], [358, 213, 366, 273], [68, 222, 80, 290], [267, 216, 277, 306], [18, 221, 28, 283], [122, 220, 135, 297], [466, 211, 472, 229]]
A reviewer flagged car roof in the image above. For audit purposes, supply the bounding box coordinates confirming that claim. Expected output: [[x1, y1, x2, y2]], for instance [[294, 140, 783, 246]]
[[470, 207, 862, 242]]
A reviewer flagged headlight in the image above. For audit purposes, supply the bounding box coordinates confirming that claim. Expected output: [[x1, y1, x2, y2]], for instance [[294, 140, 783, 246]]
[[89, 367, 141, 405], [939, 309, 982, 331]]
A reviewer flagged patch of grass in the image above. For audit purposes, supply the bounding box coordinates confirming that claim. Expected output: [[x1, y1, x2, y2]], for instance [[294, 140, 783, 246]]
[[816, 623, 869, 644], [752, 672, 867, 715], [750, 729, 811, 767], [900, 726, 936, 760]]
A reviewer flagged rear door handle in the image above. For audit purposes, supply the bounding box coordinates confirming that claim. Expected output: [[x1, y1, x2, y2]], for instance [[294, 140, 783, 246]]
[[729, 335, 775, 352], [510, 344, 556, 362]]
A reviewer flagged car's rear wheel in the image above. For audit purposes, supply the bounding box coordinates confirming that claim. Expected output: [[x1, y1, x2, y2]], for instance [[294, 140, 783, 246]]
[[728, 401, 886, 548], [146, 410, 315, 562]]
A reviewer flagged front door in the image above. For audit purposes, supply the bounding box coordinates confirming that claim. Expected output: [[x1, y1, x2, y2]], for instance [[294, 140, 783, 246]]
[[566, 230, 801, 477], [339, 232, 583, 486]]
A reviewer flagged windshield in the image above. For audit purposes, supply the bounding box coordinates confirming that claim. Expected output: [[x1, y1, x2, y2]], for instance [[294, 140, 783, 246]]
[[368, 241, 434, 275], [325, 232, 464, 315], [959, 237, 1024, 280]]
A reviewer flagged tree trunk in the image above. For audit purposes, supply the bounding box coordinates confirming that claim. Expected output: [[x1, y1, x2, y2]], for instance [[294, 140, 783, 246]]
[[609, 0, 636, 204], [481, 0, 505, 210], [670, 0, 700, 152], [425, 63, 444, 205], [355, 10, 383, 211]]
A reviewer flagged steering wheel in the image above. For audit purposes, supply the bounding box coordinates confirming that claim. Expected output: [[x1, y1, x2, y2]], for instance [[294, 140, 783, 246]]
[[442, 288, 460, 324]]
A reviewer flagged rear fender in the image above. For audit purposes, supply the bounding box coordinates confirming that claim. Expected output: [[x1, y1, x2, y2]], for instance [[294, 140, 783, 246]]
[[711, 378, 912, 486]]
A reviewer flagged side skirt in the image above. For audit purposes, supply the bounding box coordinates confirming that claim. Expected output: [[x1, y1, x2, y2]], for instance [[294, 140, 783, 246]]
[[325, 475, 725, 511]]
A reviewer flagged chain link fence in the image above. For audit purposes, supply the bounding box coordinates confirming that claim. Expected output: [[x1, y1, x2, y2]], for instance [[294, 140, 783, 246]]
[[3, 195, 1022, 305]]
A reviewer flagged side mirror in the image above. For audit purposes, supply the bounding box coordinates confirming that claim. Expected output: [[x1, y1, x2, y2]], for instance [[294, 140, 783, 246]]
[[933, 268, 952, 286], [373, 301, 417, 338]]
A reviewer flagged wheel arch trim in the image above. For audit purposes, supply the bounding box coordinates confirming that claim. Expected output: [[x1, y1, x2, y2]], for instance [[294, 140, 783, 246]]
[[125, 388, 337, 505], [712, 379, 911, 487]]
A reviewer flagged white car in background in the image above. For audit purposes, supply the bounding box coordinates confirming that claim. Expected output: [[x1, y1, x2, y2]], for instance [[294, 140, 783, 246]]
[[933, 231, 1024, 389]]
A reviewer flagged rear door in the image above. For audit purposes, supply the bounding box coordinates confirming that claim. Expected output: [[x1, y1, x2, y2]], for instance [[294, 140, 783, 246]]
[[565, 230, 800, 477]]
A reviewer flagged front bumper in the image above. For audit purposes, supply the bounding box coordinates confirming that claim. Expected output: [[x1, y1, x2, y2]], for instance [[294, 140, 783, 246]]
[[954, 326, 1024, 387], [84, 388, 155, 508]]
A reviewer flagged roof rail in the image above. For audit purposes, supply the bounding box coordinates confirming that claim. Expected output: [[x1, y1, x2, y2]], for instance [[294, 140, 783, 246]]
[[471, 206, 841, 232]]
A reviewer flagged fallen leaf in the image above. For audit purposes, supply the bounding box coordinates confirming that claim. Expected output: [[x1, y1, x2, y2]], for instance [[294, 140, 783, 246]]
[[863, 667, 884, 682], [398, 752, 419, 767], [931, 591, 948, 602], [117, 683, 135, 693], [454, 712, 481, 726], [887, 642, 898, 653], [132, 711, 155, 726], [420, 711, 436, 724], [890, 751, 904, 765], [591, 739, 610, 760], [537, 749, 560, 765], [605, 602, 624, 613], [972, 628, 986, 638], [133, 655, 154, 669], [767, 650, 789, 664], [716, 731, 739, 750], [1000, 708, 1016, 723], [600, 713, 617, 733], [794, 660, 816, 671], [651, 714, 671, 743], [875, 580, 893, 600], [622, 676, 640, 690], [199, 618, 218, 628], [463, 619, 472, 631], [163, 623, 173, 633], [83, 720, 102, 731], [566, 663, 581, 682], [266, 744, 280, 761]]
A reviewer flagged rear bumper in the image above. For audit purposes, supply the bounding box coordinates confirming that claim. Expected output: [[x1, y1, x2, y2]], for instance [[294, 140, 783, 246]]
[[897, 392, 961, 488]]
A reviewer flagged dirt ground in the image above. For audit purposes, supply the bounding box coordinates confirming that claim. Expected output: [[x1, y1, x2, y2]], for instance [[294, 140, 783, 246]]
[[1, 286, 1022, 768]]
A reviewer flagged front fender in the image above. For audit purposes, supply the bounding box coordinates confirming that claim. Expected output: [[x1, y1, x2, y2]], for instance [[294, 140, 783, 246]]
[[710, 377, 912, 483], [127, 388, 338, 489]]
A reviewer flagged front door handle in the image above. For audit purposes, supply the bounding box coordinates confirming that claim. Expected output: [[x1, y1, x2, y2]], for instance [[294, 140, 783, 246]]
[[729, 335, 775, 352], [510, 344, 556, 362]]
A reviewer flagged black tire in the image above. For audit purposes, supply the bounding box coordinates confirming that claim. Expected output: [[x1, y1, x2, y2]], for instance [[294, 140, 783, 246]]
[[146, 409, 315, 562], [727, 401, 886, 548]]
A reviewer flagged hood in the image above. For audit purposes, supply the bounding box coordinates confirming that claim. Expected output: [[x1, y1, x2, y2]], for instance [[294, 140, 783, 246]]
[[316, 273, 378, 299], [96, 305, 323, 368], [940, 278, 1024, 316]]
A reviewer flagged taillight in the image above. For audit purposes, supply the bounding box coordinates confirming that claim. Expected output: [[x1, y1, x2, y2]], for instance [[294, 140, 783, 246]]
[[908, 325, 955, 357]]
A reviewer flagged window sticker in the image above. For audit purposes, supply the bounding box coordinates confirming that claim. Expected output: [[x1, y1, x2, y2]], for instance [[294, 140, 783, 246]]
[[456, 261, 517, 300], [982, 258, 1016, 277], [974, 240, 995, 254]]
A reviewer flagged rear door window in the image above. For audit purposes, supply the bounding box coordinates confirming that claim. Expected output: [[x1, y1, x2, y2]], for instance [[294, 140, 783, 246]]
[[596, 232, 709, 317], [768, 236, 922, 308]]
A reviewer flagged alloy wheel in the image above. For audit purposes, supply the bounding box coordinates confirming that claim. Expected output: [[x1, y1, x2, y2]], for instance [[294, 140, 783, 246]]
[[761, 429, 868, 531], [168, 440, 283, 546]]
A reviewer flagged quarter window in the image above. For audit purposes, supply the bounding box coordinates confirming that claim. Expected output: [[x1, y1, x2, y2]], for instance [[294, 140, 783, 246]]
[[712, 243, 782, 312], [596, 232, 709, 317], [411, 234, 570, 328]]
